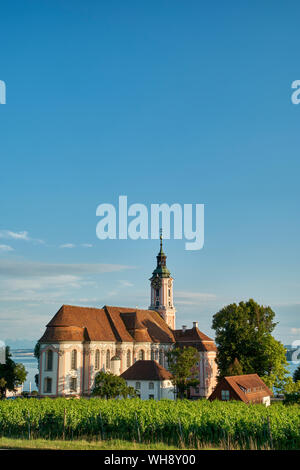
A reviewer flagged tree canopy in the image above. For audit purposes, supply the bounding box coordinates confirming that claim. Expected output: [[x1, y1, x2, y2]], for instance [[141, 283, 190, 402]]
[[0, 347, 27, 399], [293, 364, 300, 383], [92, 371, 136, 399], [166, 346, 199, 399], [212, 299, 289, 390]]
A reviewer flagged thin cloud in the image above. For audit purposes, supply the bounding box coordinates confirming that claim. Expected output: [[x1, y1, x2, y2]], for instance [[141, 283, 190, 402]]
[[119, 280, 134, 287], [175, 291, 216, 306], [0, 230, 44, 244], [0, 244, 14, 252], [59, 243, 93, 248], [0, 259, 135, 277]]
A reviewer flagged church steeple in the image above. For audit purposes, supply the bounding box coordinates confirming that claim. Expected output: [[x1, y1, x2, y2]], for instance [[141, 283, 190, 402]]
[[149, 231, 176, 330], [152, 230, 171, 278]]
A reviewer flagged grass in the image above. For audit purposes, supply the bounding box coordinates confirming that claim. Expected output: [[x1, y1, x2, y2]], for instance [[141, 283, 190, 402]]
[[0, 437, 205, 450]]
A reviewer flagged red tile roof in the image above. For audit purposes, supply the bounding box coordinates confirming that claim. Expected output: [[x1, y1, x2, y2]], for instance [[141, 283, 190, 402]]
[[121, 360, 173, 381], [39, 304, 175, 344], [209, 374, 272, 403], [174, 327, 217, 352]]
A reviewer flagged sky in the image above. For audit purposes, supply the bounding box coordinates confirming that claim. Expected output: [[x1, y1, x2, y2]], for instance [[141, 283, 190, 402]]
[[0, 0, 300, 347]]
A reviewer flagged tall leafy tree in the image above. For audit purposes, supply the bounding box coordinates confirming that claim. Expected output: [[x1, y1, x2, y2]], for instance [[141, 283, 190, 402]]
[[293, 365, 300, 383], [212, 299, 289, 390], [0, 347, 27, 399], [34, 342, 40, 388], [166, 346, 199, 399], [92, 371, 136, 399], [227, 358, 243, 376]]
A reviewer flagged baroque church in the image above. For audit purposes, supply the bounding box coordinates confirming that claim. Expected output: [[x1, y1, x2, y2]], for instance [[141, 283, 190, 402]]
[[38, 236, 218, 398]]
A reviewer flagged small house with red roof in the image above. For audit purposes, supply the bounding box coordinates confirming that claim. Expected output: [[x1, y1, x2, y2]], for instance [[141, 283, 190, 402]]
[[208, 374, 272, 406], [121, 360, 174, 400]]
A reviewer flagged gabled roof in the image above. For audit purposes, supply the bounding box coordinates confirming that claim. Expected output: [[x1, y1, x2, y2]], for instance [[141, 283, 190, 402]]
[[121, 360, 173, 381], [225, 374, 273, 402], [209, 374, 272, 403], [40, 305, 116, 342], [39, 304, 175, 344], [174, 327, 217, 352]]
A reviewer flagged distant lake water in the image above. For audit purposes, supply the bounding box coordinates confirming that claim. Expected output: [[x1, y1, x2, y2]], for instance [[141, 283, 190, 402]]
[[11, 349, 38, 392], [288, 361, 299, 379], [10, 350, 300, 393]]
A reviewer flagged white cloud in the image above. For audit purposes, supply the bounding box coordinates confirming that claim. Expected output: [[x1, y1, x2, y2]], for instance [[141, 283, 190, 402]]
[[119, 280, 134, 287], [0, 259, 134, 277], [0, 230, 44, 244], [0, 244, 14, 252], [175, 291, 216, 306], [291, 328, 300, 335], [0, 230, 30, 240], [59, 243, 93, 248]]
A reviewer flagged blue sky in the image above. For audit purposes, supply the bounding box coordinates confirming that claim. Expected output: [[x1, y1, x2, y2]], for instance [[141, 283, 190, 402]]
[[0, 0, 300, 346]]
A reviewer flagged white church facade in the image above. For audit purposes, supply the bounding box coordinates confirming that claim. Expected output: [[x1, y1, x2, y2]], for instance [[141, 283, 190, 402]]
[[38, 236, 218, 398]]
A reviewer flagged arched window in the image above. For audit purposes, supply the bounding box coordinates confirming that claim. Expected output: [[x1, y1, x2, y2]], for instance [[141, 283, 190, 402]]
[[138, 350, 144, 361], [70, 377, 77, 392], [106, 350, 110, 370], [159, 351, 164, 366], [46, 350, 53, 371], [71, 349, 77, 370], [44, 377, 52, 393], [149, 382, 154, 390], [126, 350, 131, 368], [95, 349, 100, 370]]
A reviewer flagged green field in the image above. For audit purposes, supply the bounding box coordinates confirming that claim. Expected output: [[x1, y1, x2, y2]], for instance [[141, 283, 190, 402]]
[[0, 398, 299, 450], [0, 437, 196, 450]]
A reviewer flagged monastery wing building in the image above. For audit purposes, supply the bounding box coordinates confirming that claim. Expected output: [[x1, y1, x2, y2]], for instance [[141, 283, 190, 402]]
[[38, 236, 218, 398]]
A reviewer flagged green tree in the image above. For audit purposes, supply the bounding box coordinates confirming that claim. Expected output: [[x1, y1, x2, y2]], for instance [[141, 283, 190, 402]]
[[34, 342, 40, 389], [0, 347, 27, 399], [92, 371, 136, 399], [166, 346, 199, 399], [34, 342, 40, 360], [293, 364, 300, 383], [227, 358, 243, 376], [212, 299, 289, 390]]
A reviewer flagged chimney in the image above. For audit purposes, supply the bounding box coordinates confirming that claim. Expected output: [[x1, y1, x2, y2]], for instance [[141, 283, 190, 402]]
[[182, 325, 187, 332], [193, 321, 198, 329]]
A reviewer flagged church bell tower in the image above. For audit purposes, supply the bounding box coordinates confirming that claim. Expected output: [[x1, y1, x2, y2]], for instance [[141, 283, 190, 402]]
[[149, 232, 176, 330]]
